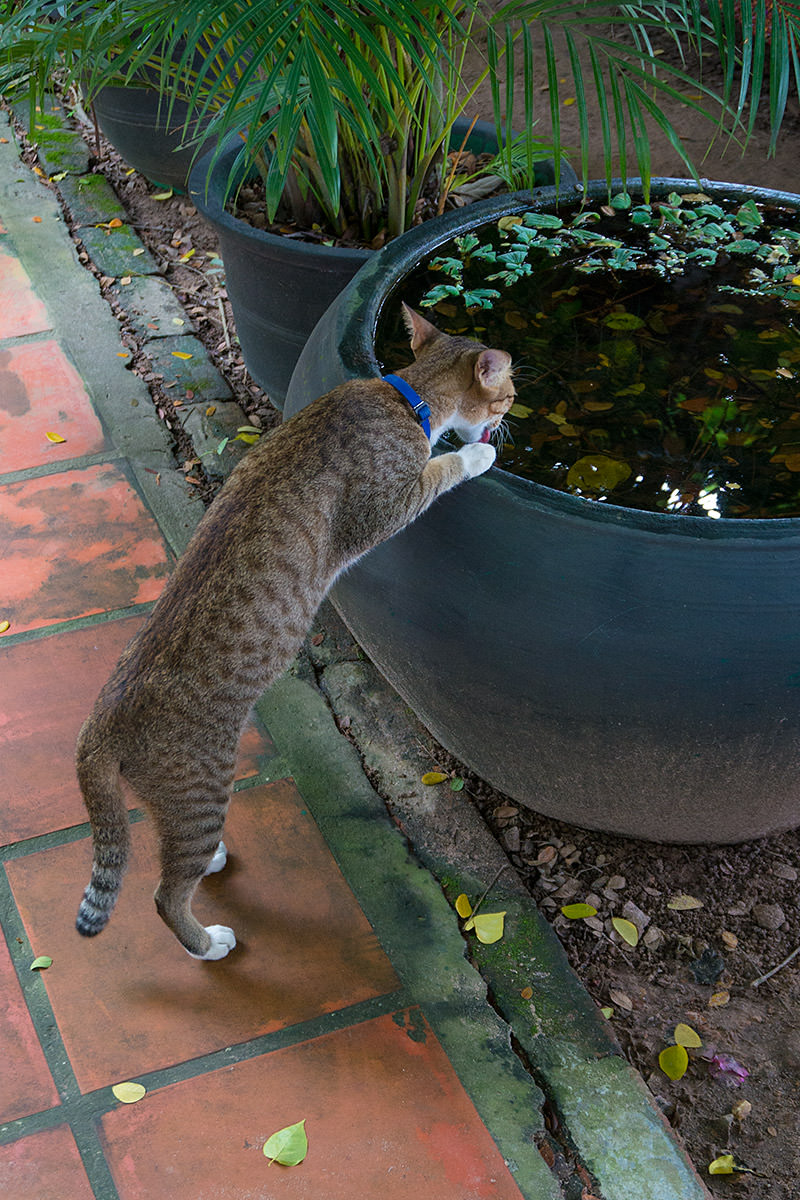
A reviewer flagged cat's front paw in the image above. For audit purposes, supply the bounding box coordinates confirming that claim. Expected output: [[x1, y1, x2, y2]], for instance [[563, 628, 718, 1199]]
[[458, 442, 496, 478], [188, 925, 237, 961]]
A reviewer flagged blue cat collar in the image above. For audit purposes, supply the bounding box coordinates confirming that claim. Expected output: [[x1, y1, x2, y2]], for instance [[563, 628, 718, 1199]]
[[383, 373, 431, 440]]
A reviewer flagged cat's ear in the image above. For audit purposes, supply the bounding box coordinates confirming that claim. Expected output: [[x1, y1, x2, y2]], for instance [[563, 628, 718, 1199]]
[[474, 348, 512, 391], [402, 303, 440, 352]]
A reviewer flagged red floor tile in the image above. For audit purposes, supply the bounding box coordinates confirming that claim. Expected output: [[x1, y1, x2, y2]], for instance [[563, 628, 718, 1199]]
[[100, 1009, 526, 1200], [6, 781, 398, 1091], [0, 338, 107, 472], [0, 249, 52, 339], [0, 462, 171, 633], [0, 617, 142, 842], [0, 618, 274, 844], [0, 934, 60, 1123], [0, 1126, 95, 1200]]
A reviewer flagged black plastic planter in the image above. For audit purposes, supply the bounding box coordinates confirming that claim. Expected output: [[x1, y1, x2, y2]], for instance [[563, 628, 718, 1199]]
[[93, 86, 214, 193], [285, 178, 800, 844], [189, 122, 571, 410]]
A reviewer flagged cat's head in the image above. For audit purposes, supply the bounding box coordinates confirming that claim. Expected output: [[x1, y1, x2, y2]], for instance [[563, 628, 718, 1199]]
[[402, 304, 515, 444]]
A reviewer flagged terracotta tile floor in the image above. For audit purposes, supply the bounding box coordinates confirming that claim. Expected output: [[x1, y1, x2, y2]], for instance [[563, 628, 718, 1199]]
[[0, 172, 533, 1200]]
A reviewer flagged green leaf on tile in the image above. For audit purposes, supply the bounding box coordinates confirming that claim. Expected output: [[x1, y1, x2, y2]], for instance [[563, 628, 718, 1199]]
[[263, 1119, 308, 1166], [30, 955, 52, 971]]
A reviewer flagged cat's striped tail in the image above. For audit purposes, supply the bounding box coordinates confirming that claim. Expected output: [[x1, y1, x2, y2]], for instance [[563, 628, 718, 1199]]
[[75, 726, 130, 938]]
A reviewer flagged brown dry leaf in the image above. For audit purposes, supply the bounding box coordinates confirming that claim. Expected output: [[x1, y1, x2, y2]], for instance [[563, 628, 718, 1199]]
[[721, 930, 739, 950], [609, 988, 633, 1011], [520, 986, 533, 1000], [667, 893, 703, 911], [709, 990, 730, 1007], [536, 845, 558, 865]]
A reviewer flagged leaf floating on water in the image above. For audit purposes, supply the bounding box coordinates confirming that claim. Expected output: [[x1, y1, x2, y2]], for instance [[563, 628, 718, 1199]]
[[45, 431, 66, 444], [611, 917, 640, 946], [30, 955, 52, 971], [667, 893, 703, 911], [674, 1023, 702, 1048], [659, 1044, 689, 1081], [455, 894, 473, 919], [421, 771, 447, 785], [472, 911, 506, 944], [263, 1119, 308, 1166], [561, 903, 598, 919], [567, 455, 631, 493], [111, 1081, 146, 1104], [509, 402, 534, 418]]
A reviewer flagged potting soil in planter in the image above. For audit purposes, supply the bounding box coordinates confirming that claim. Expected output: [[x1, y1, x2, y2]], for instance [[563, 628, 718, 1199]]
[[375, 190, 800, 519]]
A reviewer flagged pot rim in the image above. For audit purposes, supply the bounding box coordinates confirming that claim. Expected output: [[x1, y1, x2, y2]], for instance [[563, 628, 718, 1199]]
[[338, 176, 800, 540]]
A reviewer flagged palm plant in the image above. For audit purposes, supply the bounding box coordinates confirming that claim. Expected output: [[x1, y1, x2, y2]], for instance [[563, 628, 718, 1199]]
[[1, 1, 798, 242]]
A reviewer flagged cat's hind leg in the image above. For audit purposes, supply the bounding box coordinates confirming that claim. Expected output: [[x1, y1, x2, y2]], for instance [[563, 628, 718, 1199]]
[[203, 841, 228, 875], [152, 801, 236, 960]]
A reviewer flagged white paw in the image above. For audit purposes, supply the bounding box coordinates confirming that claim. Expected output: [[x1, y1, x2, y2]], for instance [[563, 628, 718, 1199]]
[[204, 841, 228, 875], [188, 925, 237, 961], [458, 442, 496, 477]]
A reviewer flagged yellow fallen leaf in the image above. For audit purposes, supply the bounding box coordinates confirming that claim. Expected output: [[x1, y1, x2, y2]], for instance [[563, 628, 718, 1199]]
[[0, 620, 10, 634], [152, 189, 174, 200], [206, 406, 217, 416], [667, 893, 703, 911], [472, 911, 506, 944], [509, 402, 533, 418], [179, 248, 196, 262], [45, 431, 66, 444], [708, 990, 730, 1007], [561, 903, 598, 919], [171, 351, 193, 360], [421, 771, 447, 785], [455, 894, 473, 919], [107, 217, 123, 228], [708, 1154, 735, 1175], [659, 1043, 689, 1081], [520, 986, 533, 1000], [611, 917, 640, 946], [112, 1081, 146, 1104], [674, 1022, 702, 1048]]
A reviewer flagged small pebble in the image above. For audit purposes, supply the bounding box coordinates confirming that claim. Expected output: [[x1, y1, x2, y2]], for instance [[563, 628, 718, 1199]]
[[753, 902, 785, 930], [772, 863, 798, 881]]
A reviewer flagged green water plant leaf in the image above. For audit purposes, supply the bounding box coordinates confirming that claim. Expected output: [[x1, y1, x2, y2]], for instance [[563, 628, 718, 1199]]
[[263, 1120, 308, 1166], [567, 455, 631, 492]]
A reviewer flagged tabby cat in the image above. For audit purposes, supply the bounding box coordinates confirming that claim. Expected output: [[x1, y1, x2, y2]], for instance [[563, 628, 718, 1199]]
[[75, 305, 514, 960]]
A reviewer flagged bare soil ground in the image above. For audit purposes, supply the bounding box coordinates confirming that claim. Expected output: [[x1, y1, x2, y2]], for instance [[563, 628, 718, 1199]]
[[16, 53, 800, 1195]]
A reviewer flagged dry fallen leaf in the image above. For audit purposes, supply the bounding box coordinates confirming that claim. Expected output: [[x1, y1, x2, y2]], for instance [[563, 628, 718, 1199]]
[[667, 893, 703, 911], [609, 988, 633, 1011], [708, 990, 730, 1007], [112, 1081, 146, 1104]]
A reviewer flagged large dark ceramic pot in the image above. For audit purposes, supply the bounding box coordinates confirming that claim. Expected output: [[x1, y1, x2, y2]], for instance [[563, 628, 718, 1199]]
[[189, 123, 571, 410], [284, 178, 800, 844], [93, 86, 215, 192]]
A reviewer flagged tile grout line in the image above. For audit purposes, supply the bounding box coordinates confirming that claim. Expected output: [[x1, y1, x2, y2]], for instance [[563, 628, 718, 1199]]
[[0, 602, 157, 651], [0, 449, 126, 487]]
